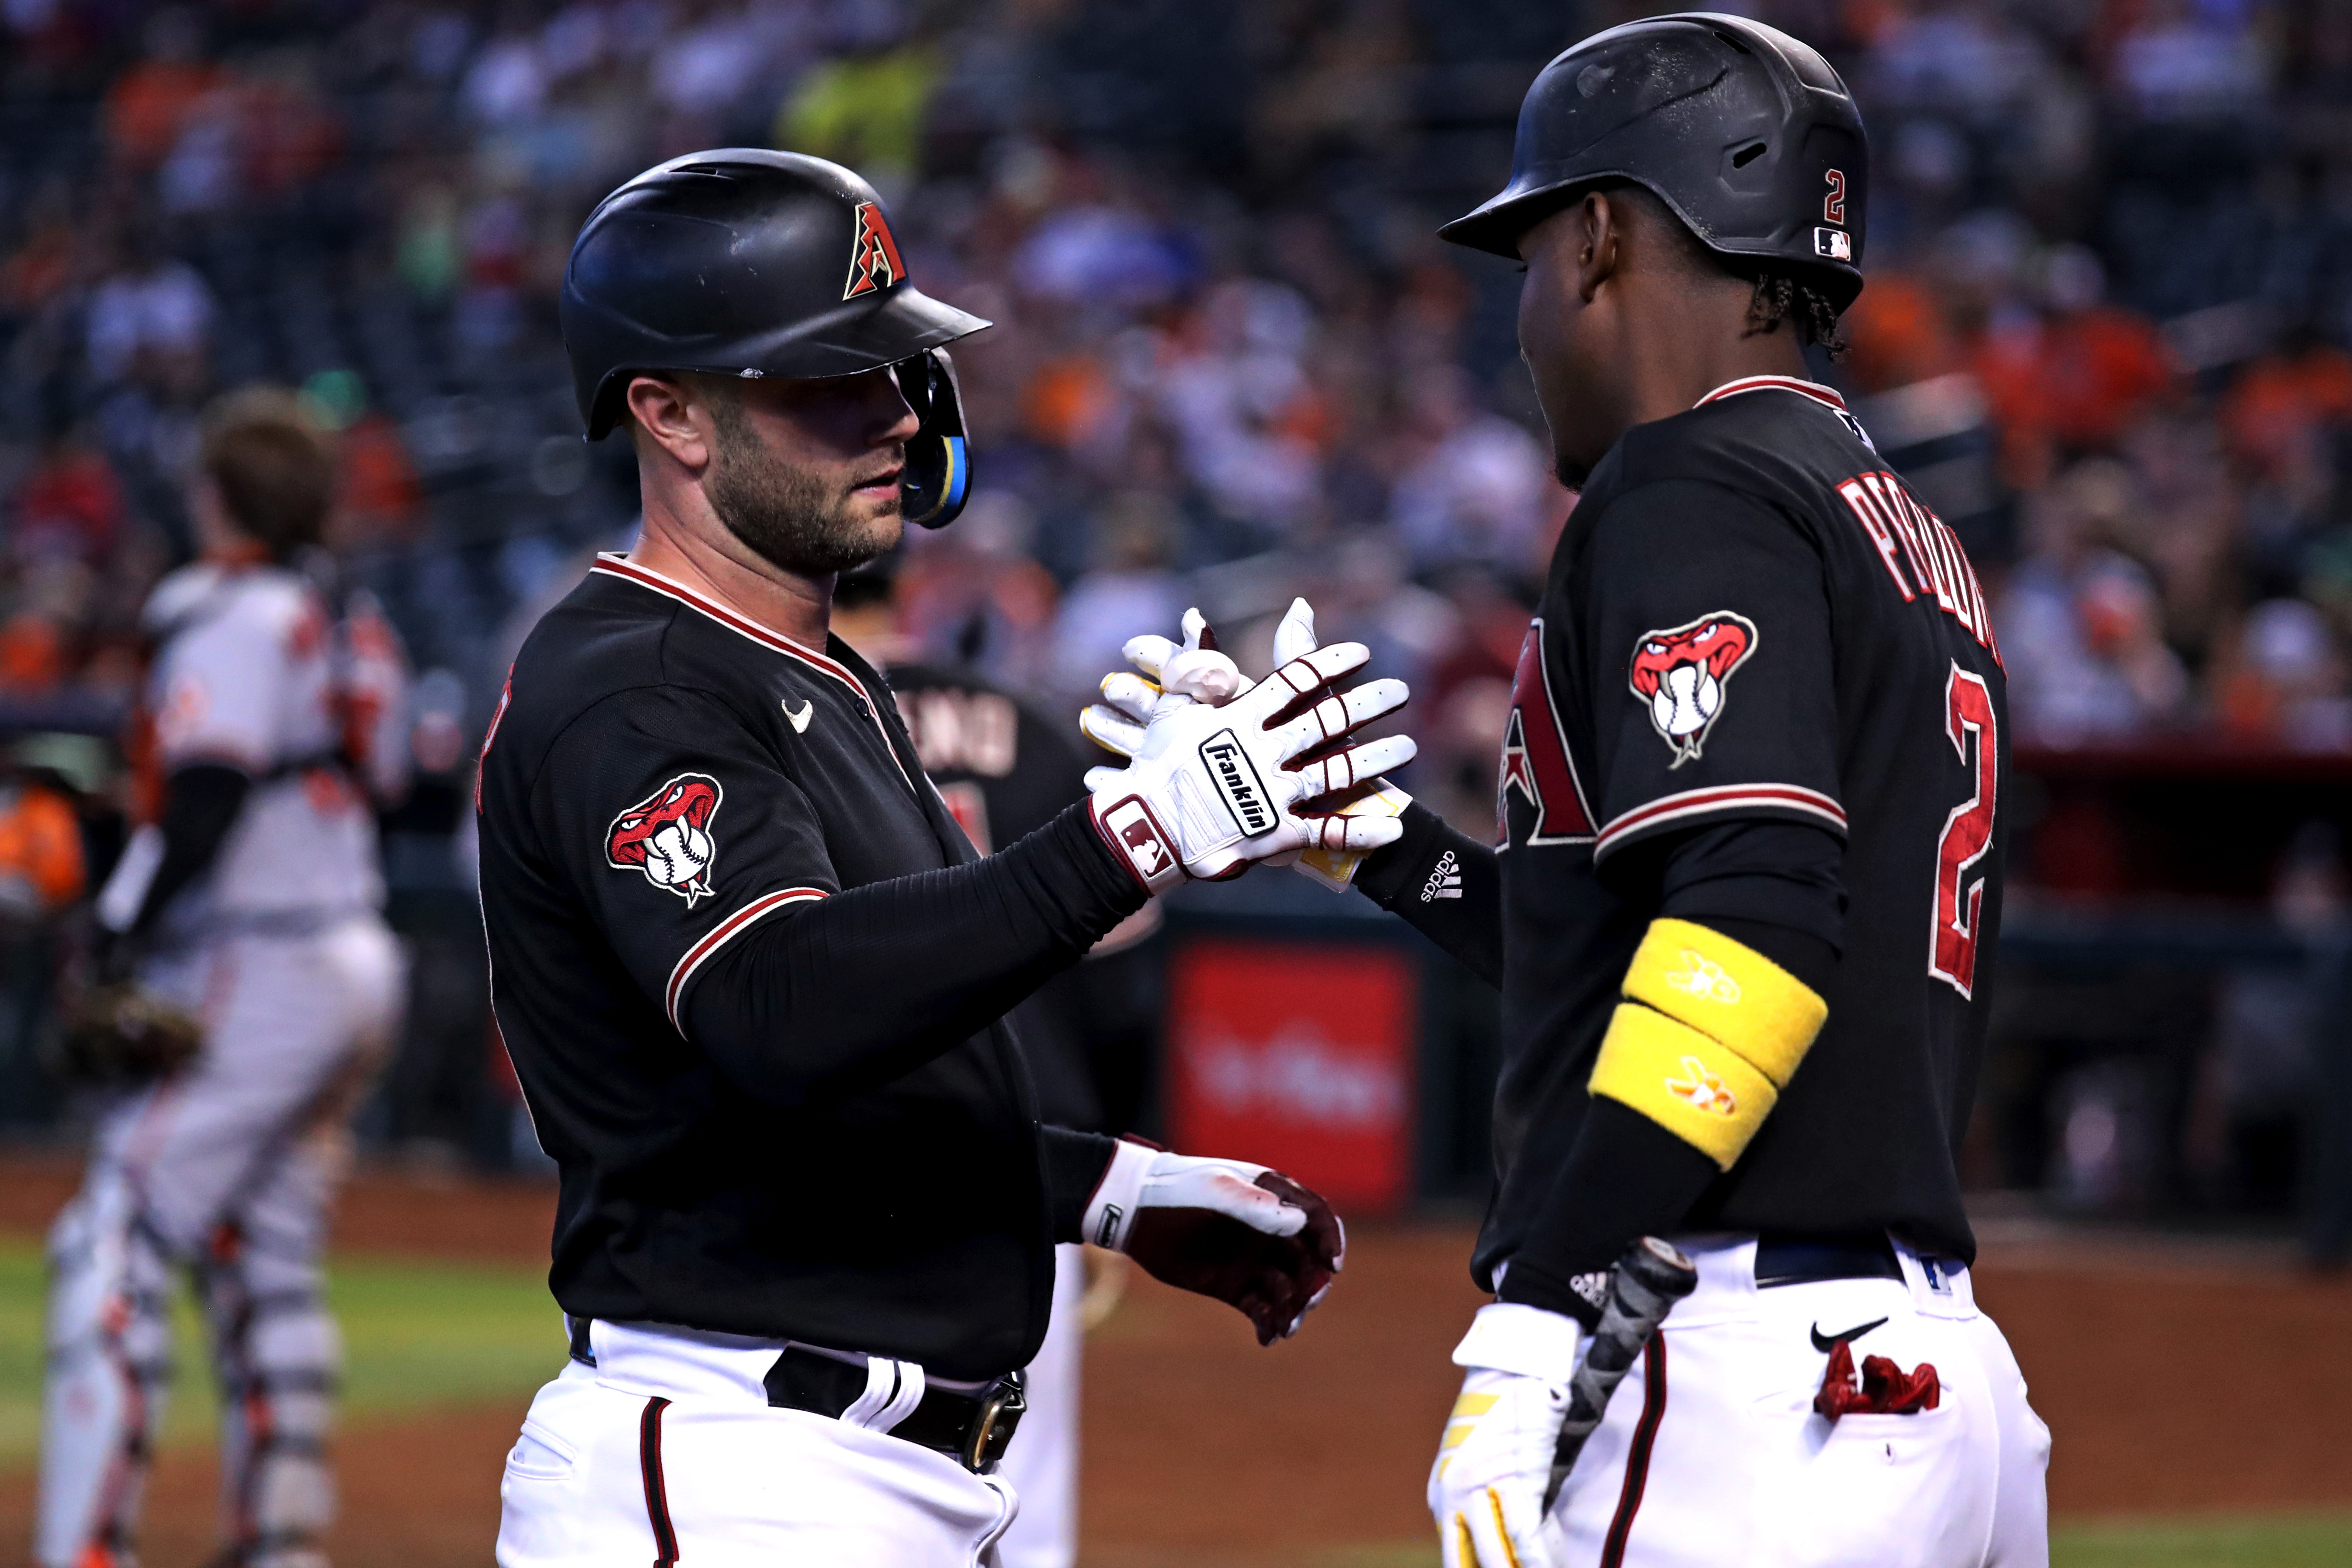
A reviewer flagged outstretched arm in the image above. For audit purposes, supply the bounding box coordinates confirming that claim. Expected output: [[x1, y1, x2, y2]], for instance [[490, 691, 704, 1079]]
[[1351, 802, 1504, 989]]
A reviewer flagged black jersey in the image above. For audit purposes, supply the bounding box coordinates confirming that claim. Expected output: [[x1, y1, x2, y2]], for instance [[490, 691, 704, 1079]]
[[1480, 375, 2007, 1279], [476, 555, 1142, 1379]]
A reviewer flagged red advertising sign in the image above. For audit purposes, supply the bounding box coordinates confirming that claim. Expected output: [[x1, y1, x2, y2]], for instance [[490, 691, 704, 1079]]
[[1166, 937, 1416, 1216]]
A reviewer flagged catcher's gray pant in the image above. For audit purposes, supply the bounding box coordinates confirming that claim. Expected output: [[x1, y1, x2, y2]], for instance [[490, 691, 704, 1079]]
[[36, 917, 403, 1568]]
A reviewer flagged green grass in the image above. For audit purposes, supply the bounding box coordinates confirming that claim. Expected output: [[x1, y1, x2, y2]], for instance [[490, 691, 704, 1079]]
[[1310, 1514, 2352, 1568], [0, 1238, 563, 1471]]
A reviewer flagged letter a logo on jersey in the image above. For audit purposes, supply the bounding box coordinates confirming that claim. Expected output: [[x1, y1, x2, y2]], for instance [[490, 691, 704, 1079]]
[[1629, 612, 1757, 767], [1496, 620, 1594, 849], [842, 201, 907, 299], [606, 773, 724, 907]]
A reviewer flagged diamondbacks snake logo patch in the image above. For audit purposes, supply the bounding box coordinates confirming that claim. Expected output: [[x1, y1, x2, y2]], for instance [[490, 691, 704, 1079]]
[[605, 773, 723, 907], [1629, 612, 1758, 767]]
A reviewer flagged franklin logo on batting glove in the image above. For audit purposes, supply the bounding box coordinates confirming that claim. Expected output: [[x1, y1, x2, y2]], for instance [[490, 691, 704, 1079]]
[[1199, 729, 1276, 836], [605, 773, 723, 906]]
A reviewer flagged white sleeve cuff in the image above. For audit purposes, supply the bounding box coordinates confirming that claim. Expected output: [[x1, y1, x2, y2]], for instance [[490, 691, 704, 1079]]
[[1080, 1138, 1158, 1253], [1450, 1301, 1585, 1381]]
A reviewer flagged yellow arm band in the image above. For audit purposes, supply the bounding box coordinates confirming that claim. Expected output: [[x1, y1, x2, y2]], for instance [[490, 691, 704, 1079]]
[[1588, 1003, 1778, 1169], [1619, 918, 1826, 1088]]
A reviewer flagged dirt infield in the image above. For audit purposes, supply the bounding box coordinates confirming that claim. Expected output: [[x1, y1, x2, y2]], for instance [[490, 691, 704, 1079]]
[[3, 1159, 2349, 1565]]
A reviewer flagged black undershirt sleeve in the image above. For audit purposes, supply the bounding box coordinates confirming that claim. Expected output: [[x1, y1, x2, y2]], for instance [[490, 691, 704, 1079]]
[[682, 802, 1149, 1108], [1039, 1124, 1119, 1243], [1352, 801, 1503, 988], [1496, 820, 1846, 1327], [127, 764, 251, 939]]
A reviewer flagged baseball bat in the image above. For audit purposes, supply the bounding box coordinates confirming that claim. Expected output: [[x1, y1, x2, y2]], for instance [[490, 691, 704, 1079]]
[[1540, 1236, 1699, 1513]]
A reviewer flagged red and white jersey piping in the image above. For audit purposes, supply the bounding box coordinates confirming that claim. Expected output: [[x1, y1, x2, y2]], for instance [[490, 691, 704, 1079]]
[[590, 553, 915, 794], [1595, 782, 1847, 860], [665, 886, 828, 1030], [1693, 375, 1849, 413]]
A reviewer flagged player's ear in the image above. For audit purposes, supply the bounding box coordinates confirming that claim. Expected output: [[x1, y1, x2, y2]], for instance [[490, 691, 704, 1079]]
[[625, 374, 714, 472], [1576, 190, 1622, 304]]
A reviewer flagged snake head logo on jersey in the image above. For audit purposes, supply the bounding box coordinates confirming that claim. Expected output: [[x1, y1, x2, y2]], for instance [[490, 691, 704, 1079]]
[[605, 773, 724, 906], [1628, 613, 1758, 767]]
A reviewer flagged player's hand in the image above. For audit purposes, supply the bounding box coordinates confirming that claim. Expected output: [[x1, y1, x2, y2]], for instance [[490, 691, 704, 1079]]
[[1082, 1138, 1345, 1345], [1429, 1304, 1584, 1568], [1083, 625, 1414, 892], [1080, 601, 1415, 892]]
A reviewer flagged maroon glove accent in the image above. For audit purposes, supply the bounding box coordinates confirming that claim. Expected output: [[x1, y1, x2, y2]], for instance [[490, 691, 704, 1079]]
[[1123, 1171, 1345, 1346], [1812, 1340, 1943, 1420]]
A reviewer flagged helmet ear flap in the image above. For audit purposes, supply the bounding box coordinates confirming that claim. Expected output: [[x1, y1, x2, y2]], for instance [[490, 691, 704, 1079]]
[[897, 348, 971, 529]]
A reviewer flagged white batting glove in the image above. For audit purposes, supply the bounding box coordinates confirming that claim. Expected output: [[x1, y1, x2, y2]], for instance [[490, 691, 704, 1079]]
[[1080, 601, 1415, 891], [1085, 633, 1415, 893], [1082, 1137, 1347, 1345], [1430, 1304, 1584, 1568]]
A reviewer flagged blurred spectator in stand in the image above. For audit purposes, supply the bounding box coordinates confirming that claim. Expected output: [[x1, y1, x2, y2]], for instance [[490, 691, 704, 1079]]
[[85, 229, 215, 392], [1051, 492, 1185, 705], [11, 408, 125, 568], [1970, 244, 2178, 485], [2214, 597, 2352, 749], [2109, 0, 2271, 124], [1387, 364, 1551, 576], [0, 740, 88, 1134], [301, 370, 427, 551], [2001, 460, 2192, 741], [778, 17, 937, 194], [102, 6, 220, 172]]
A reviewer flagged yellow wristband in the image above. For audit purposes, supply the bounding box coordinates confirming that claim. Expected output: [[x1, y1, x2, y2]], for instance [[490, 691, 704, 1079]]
[[1588, 1002, 1778, 1170], [1620, 918, 1826, 1088]]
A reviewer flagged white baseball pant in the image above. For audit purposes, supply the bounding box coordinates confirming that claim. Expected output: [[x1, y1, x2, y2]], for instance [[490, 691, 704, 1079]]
[[37, 917, 403, 1568], [994, 1242, 1084, 1568], [497, 1320, 1021, 1568], [1540, 1235, 2049, 1568]]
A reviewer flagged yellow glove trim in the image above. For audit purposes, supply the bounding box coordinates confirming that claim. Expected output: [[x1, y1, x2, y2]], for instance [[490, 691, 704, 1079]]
[[1588, 1002, 1779, 1170], [1621, 917, 1826, 1089]]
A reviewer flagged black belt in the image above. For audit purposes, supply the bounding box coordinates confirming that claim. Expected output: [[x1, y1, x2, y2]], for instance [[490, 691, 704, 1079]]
[[1752, 1232, 1905, 1289], [566, 1320, 1024, 1475]]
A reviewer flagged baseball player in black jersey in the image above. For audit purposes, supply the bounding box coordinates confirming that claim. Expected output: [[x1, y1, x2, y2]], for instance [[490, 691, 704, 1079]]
[[1089, 18, 2050, 1567], [478, 150, 1408, 1567]]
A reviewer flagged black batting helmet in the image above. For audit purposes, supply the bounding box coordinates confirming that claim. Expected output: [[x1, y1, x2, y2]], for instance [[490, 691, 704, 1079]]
[[1439, 14, 1868, 308], [562, 148, 988, 527]]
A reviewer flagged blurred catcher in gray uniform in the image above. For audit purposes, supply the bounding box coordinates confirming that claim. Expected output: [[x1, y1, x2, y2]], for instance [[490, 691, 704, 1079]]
[[38, 390, 411, 1568]]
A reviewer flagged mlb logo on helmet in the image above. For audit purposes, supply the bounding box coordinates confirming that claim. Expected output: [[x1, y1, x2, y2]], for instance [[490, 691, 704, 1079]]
[[1814, 228, 1852, 261], [842, 201, 907, 300], [606, 773, 724, 906]]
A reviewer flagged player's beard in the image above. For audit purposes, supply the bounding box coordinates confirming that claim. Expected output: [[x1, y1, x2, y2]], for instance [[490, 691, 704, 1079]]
[[704, 397, 902, 576]]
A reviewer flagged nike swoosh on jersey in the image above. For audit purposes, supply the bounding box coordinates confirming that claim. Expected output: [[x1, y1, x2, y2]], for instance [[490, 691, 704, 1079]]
[[1810, 1316, 1889, 1352], [784, 699, 814, 733]]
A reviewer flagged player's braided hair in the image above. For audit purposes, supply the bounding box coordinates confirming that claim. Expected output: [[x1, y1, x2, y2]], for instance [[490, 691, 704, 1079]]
[[1596, 182, 1850, 360], [1743, 270, 1849, 361]]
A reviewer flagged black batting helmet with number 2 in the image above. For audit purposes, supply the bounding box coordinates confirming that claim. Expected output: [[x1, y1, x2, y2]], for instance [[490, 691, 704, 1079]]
[[1439, 13, 1869, 309]]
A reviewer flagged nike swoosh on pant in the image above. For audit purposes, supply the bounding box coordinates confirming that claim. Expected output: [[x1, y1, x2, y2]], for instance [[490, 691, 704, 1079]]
[[1810, 1315, 1889, 1352]]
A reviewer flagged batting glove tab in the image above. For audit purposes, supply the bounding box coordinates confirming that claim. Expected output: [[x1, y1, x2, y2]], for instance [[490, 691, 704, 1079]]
[[1085, 630, 1413, 893], [1082, 1138, 1346, 1346], [1082, 602, 1415, 893], [1430, 1304, 1585, 1568]]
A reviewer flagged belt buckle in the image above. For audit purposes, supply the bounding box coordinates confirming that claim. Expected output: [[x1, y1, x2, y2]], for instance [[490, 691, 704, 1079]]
[[959, 1368, 1026, 1473]]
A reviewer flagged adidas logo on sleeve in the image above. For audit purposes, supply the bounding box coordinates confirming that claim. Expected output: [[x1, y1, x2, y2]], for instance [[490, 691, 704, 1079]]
[[1422, 850, 1463, 903]]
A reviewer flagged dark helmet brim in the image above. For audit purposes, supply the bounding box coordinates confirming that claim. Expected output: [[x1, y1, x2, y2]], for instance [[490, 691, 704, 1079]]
[[582, 284, 989, 439]]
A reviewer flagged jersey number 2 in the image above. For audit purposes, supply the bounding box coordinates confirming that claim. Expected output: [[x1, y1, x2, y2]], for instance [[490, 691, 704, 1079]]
[[1930, 662, 1996, 998]]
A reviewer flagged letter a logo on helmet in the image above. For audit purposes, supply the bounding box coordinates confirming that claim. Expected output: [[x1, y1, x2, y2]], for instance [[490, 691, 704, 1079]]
[[1629, 613, 1757, 768], [843, 201, 907, 299], [606, 773, 724, 906]]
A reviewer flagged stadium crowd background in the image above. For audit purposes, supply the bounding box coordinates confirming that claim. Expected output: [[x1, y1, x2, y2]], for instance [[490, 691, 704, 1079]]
[[0, 0, 2347, 1237]]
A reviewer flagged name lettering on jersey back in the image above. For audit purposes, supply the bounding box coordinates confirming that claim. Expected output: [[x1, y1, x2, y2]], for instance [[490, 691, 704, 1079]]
[[897, 687, 1019, 778], [1835, 471, 2003, 669], [1497, 619, 1596, 849]]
